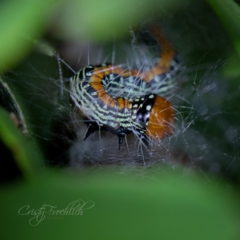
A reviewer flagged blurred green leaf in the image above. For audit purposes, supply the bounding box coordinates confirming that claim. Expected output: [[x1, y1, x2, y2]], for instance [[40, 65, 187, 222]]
[[0, 0, 55, 71], [222, 51, 240, 78], [0, 108, 41, 180], [207, 0, 240, 56], [49, 0, 188, 42], [0, 170, 238, 240]]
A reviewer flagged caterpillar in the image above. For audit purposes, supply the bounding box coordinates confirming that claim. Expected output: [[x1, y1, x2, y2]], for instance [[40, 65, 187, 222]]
[[70, 25, 181, 149]]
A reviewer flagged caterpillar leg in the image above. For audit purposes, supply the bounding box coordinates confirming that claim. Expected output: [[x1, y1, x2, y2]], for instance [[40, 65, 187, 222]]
[[83, 121, 99, 141], [110, 126, 130, 150], [118, 134, 124, 150]]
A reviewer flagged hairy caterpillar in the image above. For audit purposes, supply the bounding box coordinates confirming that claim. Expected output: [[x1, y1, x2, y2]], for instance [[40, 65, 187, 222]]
[[70, 25, 181, 149]]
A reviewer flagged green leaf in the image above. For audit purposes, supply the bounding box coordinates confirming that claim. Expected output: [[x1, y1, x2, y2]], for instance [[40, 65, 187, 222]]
[[207, 0, 240, 56], [0, 170, 238, 240], [0, 108, 42, 180], [49, 0, 188, 42], [0, 0, 55, 71]]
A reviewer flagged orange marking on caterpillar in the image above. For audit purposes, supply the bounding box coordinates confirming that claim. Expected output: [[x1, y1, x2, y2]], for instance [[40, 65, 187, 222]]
[[146, 96, 175, 140]]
